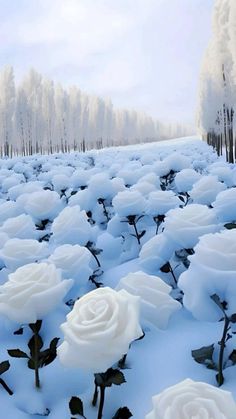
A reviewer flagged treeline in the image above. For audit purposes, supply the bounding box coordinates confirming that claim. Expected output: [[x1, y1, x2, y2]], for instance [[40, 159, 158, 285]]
[[197, 0, 236, 163], [0, 66, 192, 157]]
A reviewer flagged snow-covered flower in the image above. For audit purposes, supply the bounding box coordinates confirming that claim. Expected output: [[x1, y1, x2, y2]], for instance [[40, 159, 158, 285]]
[[145, 378, 236, 419], [48, 244, 93, 282], [146, 190, 180, 216], [0, 214, 37, 239], [0, 238, 48, 270], [179, 229, 236, 321], [57, 287, 142, 372], [189, 175, 226, 205], [0, 201, 23, 225], [163, 204, 220, 249], [116, 271, 181, 329], [163, 153, 191, 172], [174, 168, 201, 193], [0, 262, 73, 323], [24, 190, 63, 221], [51, 205, 92, 246], [139, 233, 175, 272], [212, 188, 236, 223], [112, 190, 146, 217]]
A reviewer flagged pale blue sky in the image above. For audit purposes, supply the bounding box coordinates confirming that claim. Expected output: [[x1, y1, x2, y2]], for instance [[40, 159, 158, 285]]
[[0, 0, 214, 125]]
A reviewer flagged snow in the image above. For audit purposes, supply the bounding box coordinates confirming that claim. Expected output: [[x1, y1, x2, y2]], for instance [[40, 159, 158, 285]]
[[0, 137, 235, 418]]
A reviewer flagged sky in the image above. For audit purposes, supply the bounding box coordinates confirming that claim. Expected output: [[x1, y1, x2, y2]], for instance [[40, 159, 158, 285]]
[[0, 0, 215, 126]]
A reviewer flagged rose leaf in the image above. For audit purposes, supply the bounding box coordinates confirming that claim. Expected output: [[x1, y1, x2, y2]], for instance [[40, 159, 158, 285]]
[[0, 361, 10, 375], [191, 344, 216, 370], [69, 396, 84, 417], [7, 349, 29, 359], [229, 350, 236, 365], [112, 407, 133, 418]]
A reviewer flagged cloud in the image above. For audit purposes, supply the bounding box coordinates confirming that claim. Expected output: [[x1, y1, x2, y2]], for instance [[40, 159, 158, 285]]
[[0, 0, 215, 124]]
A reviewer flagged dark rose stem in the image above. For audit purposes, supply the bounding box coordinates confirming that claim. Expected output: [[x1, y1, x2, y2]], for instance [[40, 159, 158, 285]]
[[97, 386, 105, 419]]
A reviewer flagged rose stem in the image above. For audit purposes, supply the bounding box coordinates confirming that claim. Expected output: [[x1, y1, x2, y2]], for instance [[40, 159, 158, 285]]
[[217, 315, 230, 386], [132, 220, 140, 245], [97, 386, 105, 419], [168, 262, 178, 287], [0, 378, 13, 395], [92, 383, 98, 406], [33, 328, 40, 389], [87, 247, 101, 268]]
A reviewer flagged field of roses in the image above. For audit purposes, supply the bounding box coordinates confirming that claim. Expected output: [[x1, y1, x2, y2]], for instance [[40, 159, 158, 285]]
[[0, 136, 235, 418]]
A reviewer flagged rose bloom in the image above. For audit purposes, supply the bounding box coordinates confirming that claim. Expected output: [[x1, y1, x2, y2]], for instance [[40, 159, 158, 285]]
[[212, 188, 236, 223], [51, 205, 92, 246], [48, 244, 93, 282], [0, 214, 37, 239], [145, 378, 236, 419], [163, 204, 220, 249], [24, 189, 63, 221], [146, 190, 181, 216], [112, 190, 146, 217], [139, 233, 176, 273], [179, 229, 236, 321], [189, 175, 226, 205], [57, 287, 142, 372], [116, 271, 181, 329], [0, 238, 48, 270], [0, 262, 73, 324]]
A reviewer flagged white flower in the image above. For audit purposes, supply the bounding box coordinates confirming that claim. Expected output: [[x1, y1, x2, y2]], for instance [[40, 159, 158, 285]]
[[51, 206, 92, 246], [48, 244, 93, 282], [179, 229, 236, 321], [212, 188, 236, 223], [58, 287, 142, 372], [145, 378, 236, 419], [139, 233, 175, 272], [116, 271, 181, 329], [24, 190, 63, 221], [0, 262, 73, 323], [0, 214, 37, 239], [0, 239, 48, 270], [146, 191, 180, 216], [174, 168, 201, 193], [163, 204, 220, 249], [163, 153, 191, 172], [112, 190, 146, 217], [189, 175, 226, 205], [0, 201, 23, 225]]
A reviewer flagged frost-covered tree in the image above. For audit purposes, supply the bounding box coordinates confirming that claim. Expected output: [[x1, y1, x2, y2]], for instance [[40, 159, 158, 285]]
[[197, 0, 236, 162], [0, 66, 15, 156], [0, 66, 193, 155]]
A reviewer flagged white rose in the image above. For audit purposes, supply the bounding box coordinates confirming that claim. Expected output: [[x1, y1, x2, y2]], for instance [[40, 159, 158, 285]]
[[48, 244, 93, 282], [0, 214, 37, 239], [145, 378, 236, 419], [116, 271, 181, 329], [0, 262, 73, 323], [112, 190, 147, 217], [189, 175, 226, 205], [139, 233, 176, 272], [24, 190, 63, 221], [174, 168, 201, 193], [0, 238, 48, 270], [0, 201, 23, 225], [58, 287, 142, 372], [51, 206, 92, 246], [179, 229, 236, 321], [163, 204, 220, 249], [212, 188, 236, 223], [146, 191, 181, 216]]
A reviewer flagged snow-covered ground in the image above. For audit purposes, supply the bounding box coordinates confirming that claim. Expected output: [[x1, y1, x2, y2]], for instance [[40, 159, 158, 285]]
[[0, 136, 235, 418]]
